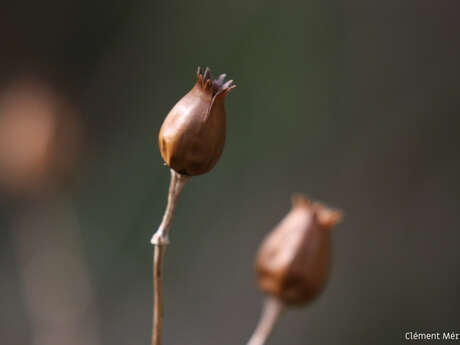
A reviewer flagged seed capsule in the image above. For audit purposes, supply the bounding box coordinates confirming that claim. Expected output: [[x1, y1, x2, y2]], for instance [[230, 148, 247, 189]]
[[255, 195, 341, 306], [158, 67, 236, 176]]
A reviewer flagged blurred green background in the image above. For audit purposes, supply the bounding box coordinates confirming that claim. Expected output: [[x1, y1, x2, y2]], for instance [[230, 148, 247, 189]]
[[0, 1, 459, 344]]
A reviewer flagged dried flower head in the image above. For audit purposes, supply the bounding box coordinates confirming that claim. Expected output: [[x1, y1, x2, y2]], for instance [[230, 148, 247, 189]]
[[255, 195, 341, 306], [158, 67, 236, 176]]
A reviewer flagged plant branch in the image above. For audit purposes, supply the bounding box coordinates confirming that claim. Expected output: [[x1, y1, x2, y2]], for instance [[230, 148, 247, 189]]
[[151, 169, 190, 345], [151, 169, 190, 246], [152, 244, 165, 345], [247, 297, 284, 345]]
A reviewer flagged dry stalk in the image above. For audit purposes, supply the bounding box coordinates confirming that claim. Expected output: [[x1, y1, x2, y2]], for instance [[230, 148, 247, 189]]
[[150, 169, 190, 345], [247, 297, 284, 345]]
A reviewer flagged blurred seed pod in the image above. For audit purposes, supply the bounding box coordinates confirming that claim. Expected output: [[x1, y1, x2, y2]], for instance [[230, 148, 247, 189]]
[[158, 67, 236, 176], [255, 195, 341, 306]]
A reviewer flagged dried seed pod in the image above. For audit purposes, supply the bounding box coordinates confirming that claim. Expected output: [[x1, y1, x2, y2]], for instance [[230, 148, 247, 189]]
[[158, 67, 236, 176], [256, 195, 341, 306]]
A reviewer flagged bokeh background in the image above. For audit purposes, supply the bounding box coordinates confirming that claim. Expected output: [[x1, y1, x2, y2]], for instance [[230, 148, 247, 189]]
[[1, 1, 459, 344]]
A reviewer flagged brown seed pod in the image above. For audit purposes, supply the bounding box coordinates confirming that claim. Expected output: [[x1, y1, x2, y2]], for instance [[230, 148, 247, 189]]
[[255, 195, 341, 306], [158, 67, 236, 176]]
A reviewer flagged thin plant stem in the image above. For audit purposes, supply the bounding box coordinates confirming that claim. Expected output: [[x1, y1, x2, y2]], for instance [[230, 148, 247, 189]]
[[151, 169, 190, 345], [152, 244, 165, 345], [247, 297, 284, 345], [151, 169, 190, 245]]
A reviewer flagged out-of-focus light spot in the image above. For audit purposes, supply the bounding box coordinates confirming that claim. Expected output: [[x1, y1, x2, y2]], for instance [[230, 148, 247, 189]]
[[0, 78, 80, 196]]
